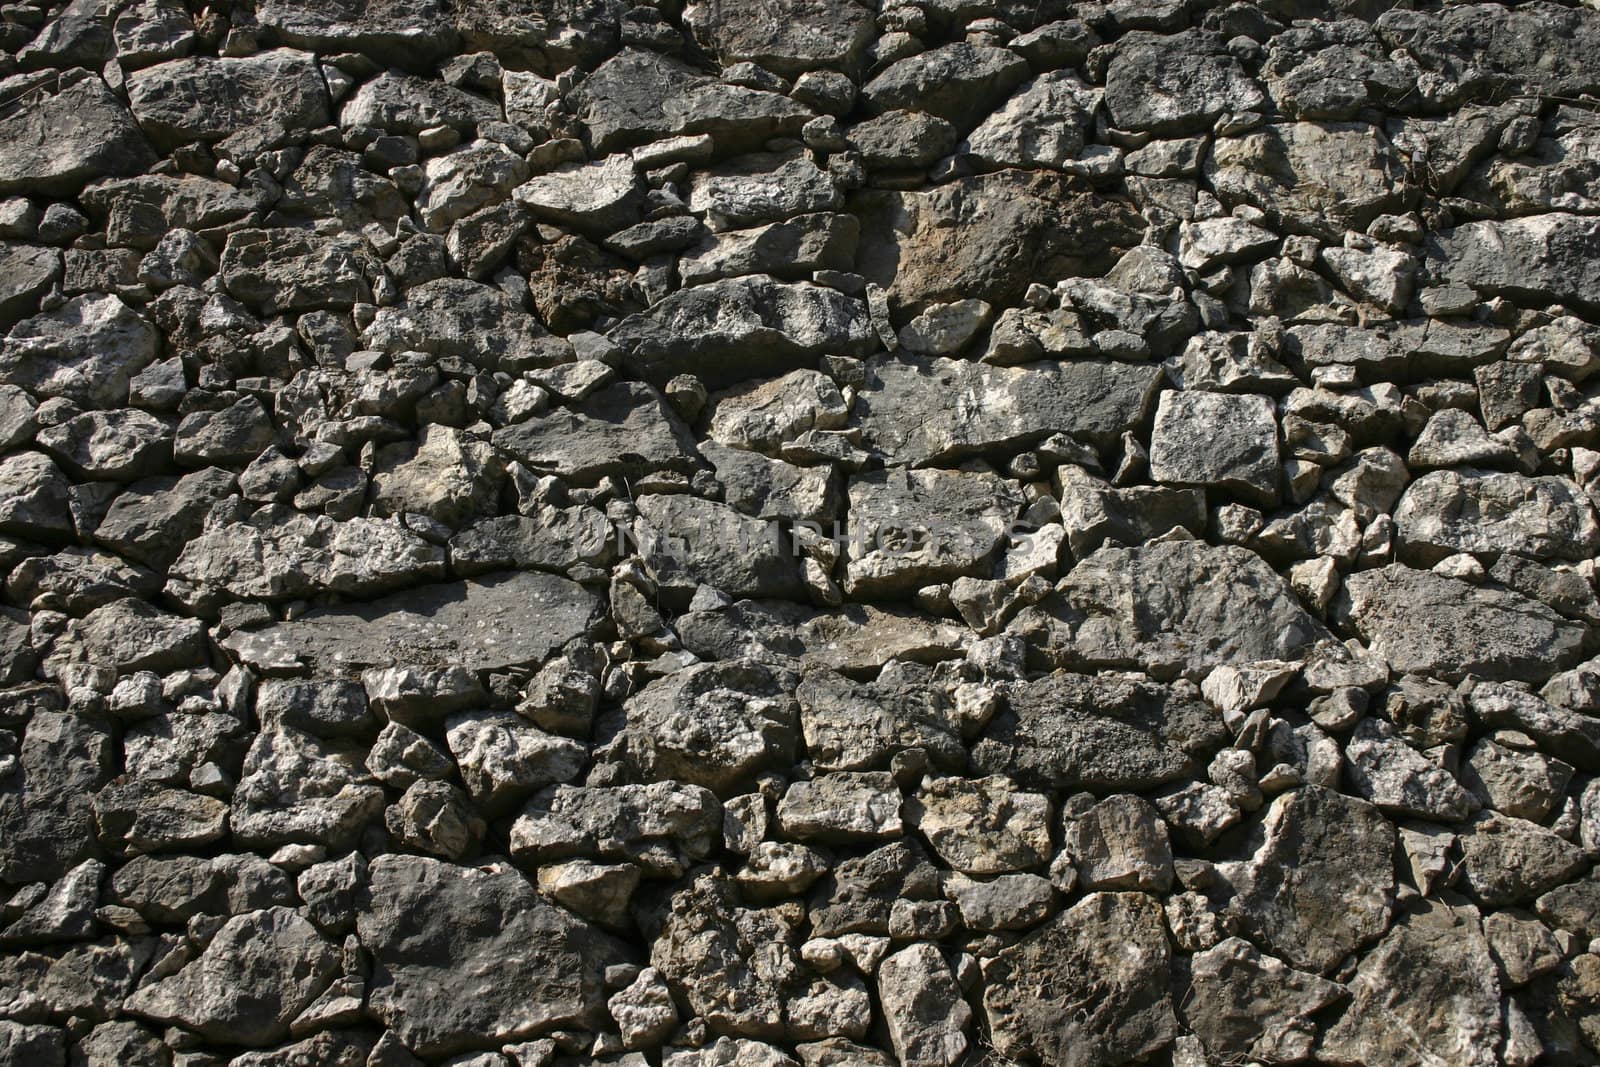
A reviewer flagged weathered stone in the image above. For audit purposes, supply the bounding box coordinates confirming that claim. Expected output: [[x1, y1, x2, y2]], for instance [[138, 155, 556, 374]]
[[682, 0, 874, 77], [854, 170, 1144, 316], [1149, 391, 1280, 506], [230, 726, 384, 849], [1319, 900, 1502, 1067], [339, 70, 498, 133], [513, 153, 644, 236], [0, 294, 158, 409], [1458, 812, 1587, 906], [126, 49, 330, 149], [571, 49, 811, 155], [222, 571, 603, 676], [0, 77, 155, 196], [796, 666, 963, 774], [35, 409, 172, 483], [609, 275, 874, 388], [877, 944, 970, 1067], [1185, 937, 1346, 1063], [362, 278, 568, 372], [1061, 794, 1174, 892], [777, 773, 903, 844], [983, 892, 1177, 1067], [1346, 716, 1475, 822], [1424, 213, 1600, 314], [1336, 565, 1588, 683], [907, 776, 1051, 875], [219, 228, 373, 313], [0, 452, 75, 542], [611, 660, 799, 795], [973, 671, 1225, 791], [254, 0, 459, 66], [445, 711, 584, 814], [510, 782, 722, 871], [93, 780, 227, 854], [1395, 469, 1600, 564], [861, 44, 1028, 131], [850, 355, 1163, 465], [687, 149, 839, 233], [124, 907, 337, 1046], [965, 72, 1098, 170], [1105, 31, 1265, 135], [634, 494, 804, 599], [1015, 540, 1334, 676], [843, 467, 1023, 597], [679, 213, 857, 286], [1206, 121, 1415, 239], [1214, 786, 1396, 974], [360, 855, 625, 1056]]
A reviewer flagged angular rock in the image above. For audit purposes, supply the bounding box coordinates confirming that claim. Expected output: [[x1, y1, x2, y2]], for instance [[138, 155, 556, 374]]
[[1319, 900, 1502, 1067], [509, 782, 722, 871], [230, 727, 384, 849], [219, 228, 372, 313], [0, 77, 155, 196], [445, 711, 585, 814], [1185, 937, 1346, 1063], [907, 776, 1051, 875], [1395, 469, 1600, 565], [571, 49, 811, 155], [983, 892, 1178, 1067], [0, 294, 158, 409], [126, 49, 330, 149], [687, 149, 839, 233], [843, 467, 1023, 597], [796, 666, 963, 774], [609, 275, 874, 388], [359, 855, 625, 1056], [1346, 716, 1475, 822], [124, 907, 337, 1046], [1105, 30, 1265, 135], [850, 355, 1163, 465], [222, 571, 604, 676], [1336, 565, 1587, 683], [634, 494, 804, 600], [1458, 812, 1587, 907], [973, 671, 1224, 791], [682, 0, 874, 77], [513, 154, 643, 236], [877, 944, 970, 1067], [1215, 786, 1395, 974], [1015, 540, 1334, 676], [777, 772, 903, 845], [1061, 794, 1174, 892], [492, 381, 701, 485], [1423, 213, 1600, 314], [1149, 390, 1280, 506], [362, 277, 568, 371], [339, 70, 498, 133], [965, 72, 1098, 170], [861, 43, 1028, 131], [1206, 121, 1415, 239]]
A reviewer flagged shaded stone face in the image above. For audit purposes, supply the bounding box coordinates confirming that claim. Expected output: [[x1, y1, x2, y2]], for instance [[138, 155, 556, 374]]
[[12, 0, 1600, 1062]]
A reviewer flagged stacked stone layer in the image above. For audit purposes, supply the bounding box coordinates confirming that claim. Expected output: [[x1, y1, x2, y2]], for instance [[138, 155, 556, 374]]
[[2, 0, 1600, 1064]]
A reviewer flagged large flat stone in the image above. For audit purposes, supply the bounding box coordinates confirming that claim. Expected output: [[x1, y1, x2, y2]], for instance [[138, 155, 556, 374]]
[[220, 571, 605, 677]]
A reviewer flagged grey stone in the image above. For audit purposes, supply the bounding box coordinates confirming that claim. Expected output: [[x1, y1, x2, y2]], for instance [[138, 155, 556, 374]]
[[796, 666, 963, 774], [679, 213, 857, 286], [1105, 30, 1265, 135], [1319, 900, 1502, 1067], [1395, 469, 1600, 564], [973, 671, 1224, 791], [634, 493, 804, 599], [1423, 213, 1600, 314], [222, 570, 603, 676], [687, 149, 839, 232], [219, 229, 373, 313], [861, 43, 1028, 131], [124, 907, 337, 1046], [230, 726, 384, 849], [983, 892, 1178, 1067], [1215, 786, 1396, 974], [509, 782, 722, 871], [126, 49, 330, 149], [851, 355, 1163, 465], [339, 70, 498, 133], [877, 944, 970, 1067], [0, 294, 158, 409], [0, 452, 75, 541], [1206, 121, 1416, 239], [1185, 937, 1346, 1063], [965, 71, 1098, 170], [492, 381, 701, 485], [362, 278, 569, 372], [0, 77, 155, 196], [513, 153, 644, 236], [609, 275, 874, 388], [682, 0, 874, 77], [571, 49, 812, 155], [907, 776, 1051, 875], [1336, 565, 1588, 683], [1015, 540, 1334, 676], [360, 855, 625, 1056], [1458, 812, 1587, 906], [1149, 391, 1280, 506], [1346, 716, 1475, 822], [843, 467, 1024, 597], [1061, 794, 1174, 892]]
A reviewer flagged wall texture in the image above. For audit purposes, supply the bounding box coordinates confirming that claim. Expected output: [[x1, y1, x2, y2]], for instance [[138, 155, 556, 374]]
[[2, 0, 1600, 1064]]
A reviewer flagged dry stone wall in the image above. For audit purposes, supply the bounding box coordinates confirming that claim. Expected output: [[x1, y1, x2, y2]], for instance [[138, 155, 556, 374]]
[[2, 0, 1600, 1064]]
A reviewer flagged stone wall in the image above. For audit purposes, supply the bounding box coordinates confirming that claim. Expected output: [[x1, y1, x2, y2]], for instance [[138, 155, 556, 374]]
[[2, 0, 1600, 1063]]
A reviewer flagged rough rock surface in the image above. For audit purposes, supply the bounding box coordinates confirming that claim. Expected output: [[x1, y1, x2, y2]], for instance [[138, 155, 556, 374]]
[[4, 2, 1600, 1064]]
